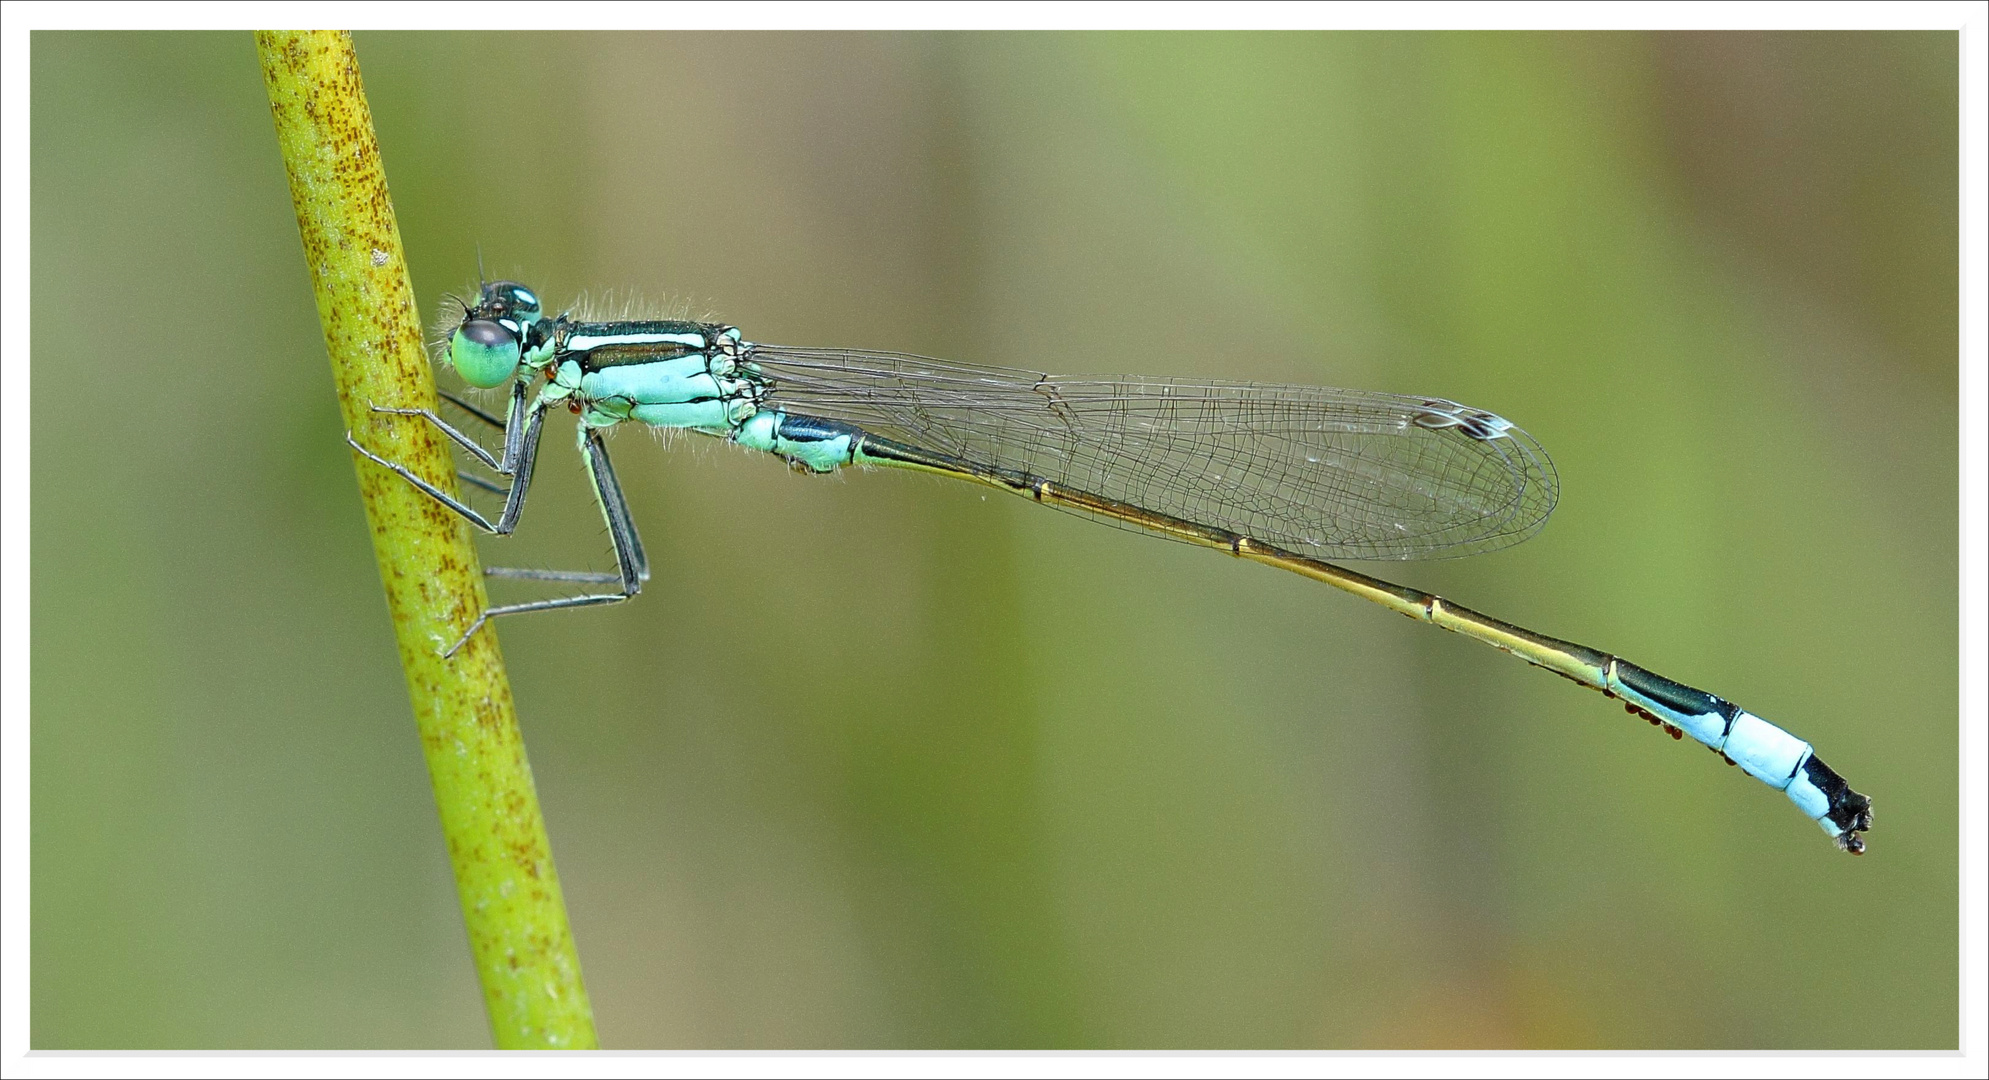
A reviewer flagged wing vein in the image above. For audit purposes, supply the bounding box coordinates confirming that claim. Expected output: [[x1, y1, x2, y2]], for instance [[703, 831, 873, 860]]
[[745, 345, 1558, 561]]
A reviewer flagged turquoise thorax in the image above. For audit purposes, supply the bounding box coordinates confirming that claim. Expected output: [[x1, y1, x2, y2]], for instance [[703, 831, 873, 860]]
[[535, 320, 762, 434], [523, 317, 865, 474]]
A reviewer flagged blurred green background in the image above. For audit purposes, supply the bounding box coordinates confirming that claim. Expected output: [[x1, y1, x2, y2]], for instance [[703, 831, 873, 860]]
[[31, 31, 1957, 1048]]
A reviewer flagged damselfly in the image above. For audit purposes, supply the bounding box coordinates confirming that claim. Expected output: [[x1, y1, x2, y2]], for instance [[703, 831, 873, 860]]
[[347, 280, 1874, 853]]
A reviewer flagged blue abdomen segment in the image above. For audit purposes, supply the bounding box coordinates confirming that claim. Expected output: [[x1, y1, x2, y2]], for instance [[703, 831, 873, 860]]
[[734, 411, 860, 472], [1608, 660, 1872, 849]]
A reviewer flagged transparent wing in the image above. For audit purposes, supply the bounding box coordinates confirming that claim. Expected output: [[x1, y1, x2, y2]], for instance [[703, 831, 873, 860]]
[[744, 345, 1558, 561]]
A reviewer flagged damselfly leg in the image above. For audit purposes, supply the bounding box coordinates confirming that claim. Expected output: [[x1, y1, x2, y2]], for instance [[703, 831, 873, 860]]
[[348, 382, 648, 657]]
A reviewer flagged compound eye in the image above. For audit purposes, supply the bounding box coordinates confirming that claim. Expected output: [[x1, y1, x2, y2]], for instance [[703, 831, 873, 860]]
[[450, 318, 522, 388]]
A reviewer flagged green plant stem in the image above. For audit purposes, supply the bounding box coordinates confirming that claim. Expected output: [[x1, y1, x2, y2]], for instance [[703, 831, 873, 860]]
[[256, 30, 596, 1050]]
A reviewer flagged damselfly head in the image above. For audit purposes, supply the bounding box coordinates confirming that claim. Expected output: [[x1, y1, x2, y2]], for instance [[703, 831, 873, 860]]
[[448, 280, 545, 388]]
